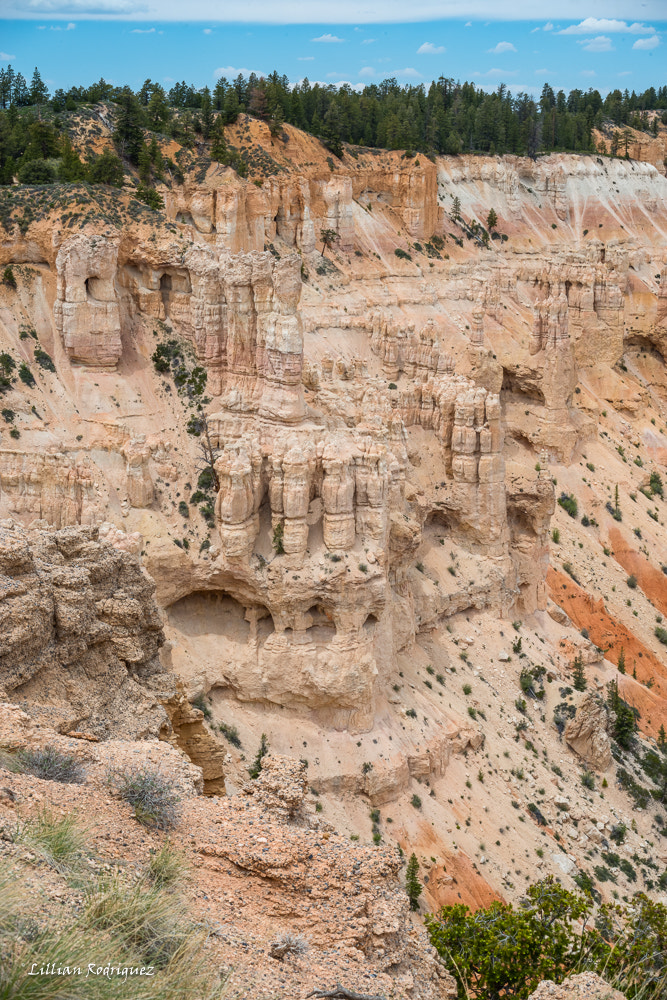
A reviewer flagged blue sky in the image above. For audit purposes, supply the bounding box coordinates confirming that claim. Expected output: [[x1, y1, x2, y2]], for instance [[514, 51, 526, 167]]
[[1, 7, 664, 97]]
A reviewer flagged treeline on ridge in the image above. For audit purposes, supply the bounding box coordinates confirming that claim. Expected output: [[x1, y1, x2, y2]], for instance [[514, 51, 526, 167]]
[[0, 64, 665, 191]]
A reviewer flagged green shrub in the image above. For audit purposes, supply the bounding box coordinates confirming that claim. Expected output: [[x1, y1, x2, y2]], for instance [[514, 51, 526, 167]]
[[34, 348, 55, 372], [178, 500, 189, 518], [191, 693, 211, 720], [16, 745, 86, 784], [272, 522, 284, 554], [218, 722, 241, 748], [655, 626, 667, 646], [626, 575, 638, 589], [427, 876, 667, 1000], [650, 471, 663, 497], [18, 363, 35, 387], [557, 493, 578, 518], [108, 766, 181, 829], [394, 247, 412, 260], [2, 265, 16, 289], [411, 794, 422, 809], [135, 184, 164, 211]]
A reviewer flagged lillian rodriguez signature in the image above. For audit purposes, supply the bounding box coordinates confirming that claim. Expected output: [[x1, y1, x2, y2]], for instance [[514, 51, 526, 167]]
[[28, 964, 155, 981]]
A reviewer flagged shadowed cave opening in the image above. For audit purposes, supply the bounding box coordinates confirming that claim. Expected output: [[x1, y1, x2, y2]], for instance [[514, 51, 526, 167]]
[[166, 590, 275, 645]]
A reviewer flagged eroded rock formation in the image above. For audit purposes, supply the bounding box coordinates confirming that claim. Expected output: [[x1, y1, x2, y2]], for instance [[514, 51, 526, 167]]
[[0, 520, 171, 738]]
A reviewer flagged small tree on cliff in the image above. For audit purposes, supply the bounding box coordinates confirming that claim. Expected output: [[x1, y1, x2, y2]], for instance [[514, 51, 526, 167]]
[[249, 733, 269, 779], [191, 414, 220, 493], [406, 853, 422, 911], [320, 227, 340, 257], [486, 207, 498, 231], [617, 646, 626, 674], [572, 654, 587, 692], [451, 196, 461, 222]]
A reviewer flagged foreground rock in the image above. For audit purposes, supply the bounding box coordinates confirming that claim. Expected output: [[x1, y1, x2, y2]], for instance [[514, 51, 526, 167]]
[[0, 705, 456, 1000], [0, 520, 172, 738], [528, 972, 625, 1000]]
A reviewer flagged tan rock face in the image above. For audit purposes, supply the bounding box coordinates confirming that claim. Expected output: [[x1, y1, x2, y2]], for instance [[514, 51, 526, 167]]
[[0, 521, 171, 738], [564, 692, 613, 771], [528, 973, 625, 1000], [0, 450, 100, 527], [54, 234, 122, 369]]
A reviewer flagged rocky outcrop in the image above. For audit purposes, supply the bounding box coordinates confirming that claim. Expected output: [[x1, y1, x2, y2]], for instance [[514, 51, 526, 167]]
[[564, 693, 613, 771], [528, 973, 625, 1000], [197, 752, 457, 998], [0, 521, 172, 738], [162, 683, 226, 795]]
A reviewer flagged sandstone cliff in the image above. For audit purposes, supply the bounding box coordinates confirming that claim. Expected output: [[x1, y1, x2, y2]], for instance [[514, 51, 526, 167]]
[[0, 120, 666, 929]]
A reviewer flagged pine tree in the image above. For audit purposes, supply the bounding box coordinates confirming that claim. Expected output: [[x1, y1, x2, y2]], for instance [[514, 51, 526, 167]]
[[13, 72, 29, 107], [29, 67, 49, 106], [114, 88, 144, 164], [486, 207, 498, 231], [452, 196, 462, 222], [210, 118, 227, 163], [59, 135, 86, 182], [659, 724, 666, 749], [607, 679, 636, 750], [572, 654, 587, 692], [137, 143, 151, 183], [249, 733, 269, 779], [617, 646, 626, 674], [406, 853, 422, 911], [200, 86, 213, 140]]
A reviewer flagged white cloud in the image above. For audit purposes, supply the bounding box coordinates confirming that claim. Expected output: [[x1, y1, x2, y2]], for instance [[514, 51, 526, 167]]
[[618, 70, 632, 75], [15, 0, 148, 11], [130, 25, 154, 31], [488, 41, 517, 53], [543, 22, 553, 30], [465, 21, 472, 27], [4, 1, 666, 21], [297, 55, 314, 60], [361, 38, 375, 43], [66, 19, 75, 26], [530, 26, 540, 32], [393, 67, 421, 77], [359, 65, 375, 75], [581, 69, 596, 76], [559, 18, 655, 34], [417, 41, 445, 54], [534, 67, 551, 73], [214, 65, 263, 76], [202, 26, 211, 32], [37, 24, 46, 27], [0, 51, 16, 58], [578, 35, 614, 52], [474, 67, 519, 77], [312, 32, 345, 42], [633, 35, 659, 50]]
